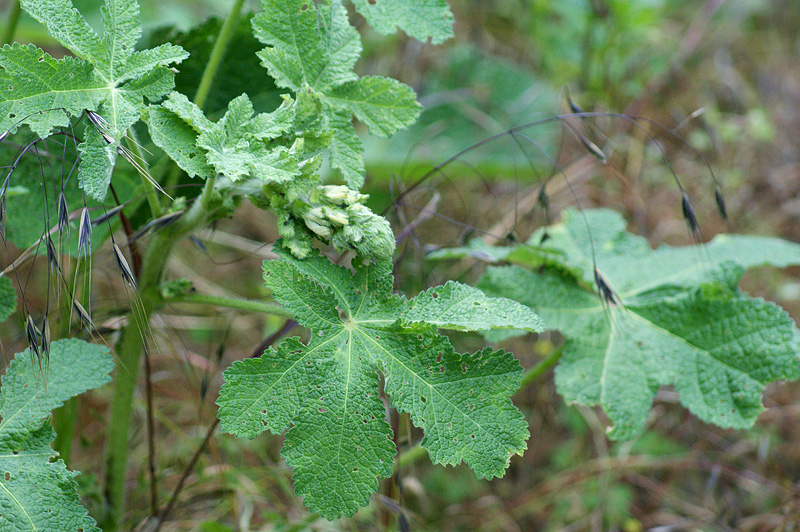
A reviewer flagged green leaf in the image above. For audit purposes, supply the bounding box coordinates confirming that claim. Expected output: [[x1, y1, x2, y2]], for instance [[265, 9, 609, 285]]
[[252, 0, 421, 186], [218, 245, 535, 518], [144, 104, 215, 179], [327, 110, 365, 189], [349, 0, 454, 44], [4, 0, 188, 200], [0, 44, 101, 137], [323, 76, 422, 137], [195, 94, 300, 183], [404, 281, 544, 332], [143, 15, 283, 118], [252, 0, 360, 93], [0, 338, 113, 532], [477, 209, 800, 440]]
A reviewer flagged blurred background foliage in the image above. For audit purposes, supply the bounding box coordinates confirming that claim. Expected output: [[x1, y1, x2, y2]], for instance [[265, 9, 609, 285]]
[[4, 0, 800, 530]]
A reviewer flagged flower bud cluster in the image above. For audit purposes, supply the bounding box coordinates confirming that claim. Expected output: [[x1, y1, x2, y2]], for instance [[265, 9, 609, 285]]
[[296, 185, 394, 260]]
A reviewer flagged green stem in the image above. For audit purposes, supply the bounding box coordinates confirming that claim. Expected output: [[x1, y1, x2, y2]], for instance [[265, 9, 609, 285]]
[[125, 130, 162, 218], [395, 444, 427, 470], [1, 0, 21, 46], [517, 345, 563, 391], [103, 195, 211, 531], [163, 0, 242, 198], [52, 397, 78, 464], [193, 0, 245, 111], [164, 292, 292, 317]]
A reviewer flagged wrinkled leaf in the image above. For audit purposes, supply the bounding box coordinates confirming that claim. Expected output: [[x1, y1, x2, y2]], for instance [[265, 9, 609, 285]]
[[0, 339, 113, 532], [218, 244, 536, 518]]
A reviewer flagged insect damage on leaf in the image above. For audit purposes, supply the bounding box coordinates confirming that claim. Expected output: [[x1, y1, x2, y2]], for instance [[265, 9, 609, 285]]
[[0, 338, 113, 532], [0, 0, 188, 201], [471, 208, 800, 440], [217, 242, 539, 519]]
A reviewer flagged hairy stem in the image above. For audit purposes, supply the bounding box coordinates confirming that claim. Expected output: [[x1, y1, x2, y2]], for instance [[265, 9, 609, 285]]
[[163, 292, 291, 317], [163, 0, 243, 196], [517, 345, 563, 391], [103, 195, 211, 531], [192, 0, 245, 111]]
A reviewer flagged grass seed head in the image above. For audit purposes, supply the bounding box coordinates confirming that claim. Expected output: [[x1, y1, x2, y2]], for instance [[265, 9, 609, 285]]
[[40, 314, 51, 363], [78, 208, 92, 258], [568, 96, 583, 115], [680, 190, 699, 236], [45, 237, 61, 275], [112, 243, 136, 287], [26, 314, 42, 358], [57, 191, 69, 235], [72, 299, 95, 330], [714, 186, 728, 222], [594, 267, 621, 307], [92, 204, 125, 227], [580, 135, 607, 164]]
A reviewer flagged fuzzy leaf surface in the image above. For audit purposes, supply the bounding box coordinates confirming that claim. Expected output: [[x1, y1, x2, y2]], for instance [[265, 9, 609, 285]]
[[0, 339, 113, 532], [195, 94, 300, 183], [349, 0, 454, 44], [477, 209, 800, 439], [3, 0, 188, 200], [252, 0, 420, 183], [218, 245, 534, 518]]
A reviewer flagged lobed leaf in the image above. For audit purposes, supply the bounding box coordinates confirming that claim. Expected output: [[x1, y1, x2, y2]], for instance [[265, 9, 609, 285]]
[[349, 0, 454, 44], [476, 209, 800, 439], [323, 76, 422, 137], [252, 0, 421, 185], [218, 245, 535, 518], [4, 0, 188, 200], [404, 280, 544, 332]]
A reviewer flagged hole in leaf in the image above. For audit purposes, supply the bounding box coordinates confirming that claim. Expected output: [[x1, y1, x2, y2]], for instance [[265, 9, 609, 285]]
[[3, 472, 9, 481], [420, 396, 427, 403], [319, 407, 327, 413], [432, 292, 438, 299]]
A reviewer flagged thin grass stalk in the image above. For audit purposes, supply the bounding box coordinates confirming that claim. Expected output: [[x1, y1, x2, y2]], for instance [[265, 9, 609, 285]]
[[124, 130, 162, 218]]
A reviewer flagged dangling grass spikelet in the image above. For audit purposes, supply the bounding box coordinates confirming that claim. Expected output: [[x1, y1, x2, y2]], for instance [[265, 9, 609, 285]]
[[91, 204, 125, 227], [579, 134, 607, 164], [78, 208, 92, 258], [72, 299, 95, 330], [594, 267, 622, 308], [680, 190, 701, 240], [112, 243, 136, 288], [568, 95, 583, 115], [25, 314, 42, 373], [40, 314, 50, 384], [45, 236, 61, 275], [57, 190, 69, 236], [714, 185, 728, 222]]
